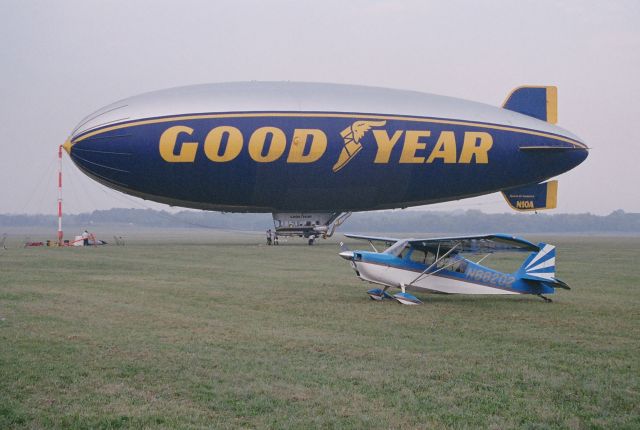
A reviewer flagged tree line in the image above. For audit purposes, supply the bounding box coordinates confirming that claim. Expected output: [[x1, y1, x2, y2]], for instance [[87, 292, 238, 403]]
[[1, 208, 639, 233]]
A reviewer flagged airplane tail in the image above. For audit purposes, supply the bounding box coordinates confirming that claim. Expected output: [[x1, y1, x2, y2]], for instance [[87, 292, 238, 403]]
[[516, 243, 570, 289]]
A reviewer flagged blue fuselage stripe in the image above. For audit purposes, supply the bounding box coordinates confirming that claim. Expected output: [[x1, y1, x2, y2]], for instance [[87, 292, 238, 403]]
[[69, 112, 587, 212]]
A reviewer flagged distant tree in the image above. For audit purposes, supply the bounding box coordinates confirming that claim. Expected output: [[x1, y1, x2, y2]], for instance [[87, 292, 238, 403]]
[[1, 208, 638, 233]]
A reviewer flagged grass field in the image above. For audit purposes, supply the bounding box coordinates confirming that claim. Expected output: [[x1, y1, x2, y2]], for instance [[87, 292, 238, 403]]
[[1, 232, 639, 429]]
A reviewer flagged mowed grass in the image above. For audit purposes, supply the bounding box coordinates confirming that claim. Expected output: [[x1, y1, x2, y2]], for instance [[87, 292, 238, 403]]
[[0, 233, 639, 429]]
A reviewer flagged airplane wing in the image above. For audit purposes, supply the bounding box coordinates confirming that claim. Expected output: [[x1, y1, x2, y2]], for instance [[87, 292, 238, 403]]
[[343, 233, 399, 243], [407, 234, 539, 255]]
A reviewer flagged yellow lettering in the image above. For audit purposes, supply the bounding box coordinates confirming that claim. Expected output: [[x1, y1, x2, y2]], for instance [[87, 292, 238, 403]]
[[426, 131, 457, 163], [372, 130, 403, 163], [516, 201, 534, 209], [249, 127, 286, 162], [459, 132, 493, 163], [400, 130, 430, 163], [159, 126, 197, 162], [287, 129, 327, 163], [204, 126, 243, 162]]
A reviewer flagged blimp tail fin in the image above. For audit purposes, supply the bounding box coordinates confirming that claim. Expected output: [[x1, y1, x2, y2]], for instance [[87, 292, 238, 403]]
[[501, 180, 558, 212], [502, 86, 558, 124]]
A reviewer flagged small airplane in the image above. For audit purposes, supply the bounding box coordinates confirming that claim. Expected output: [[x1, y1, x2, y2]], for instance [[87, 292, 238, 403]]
[[339, 233, 569, 305]]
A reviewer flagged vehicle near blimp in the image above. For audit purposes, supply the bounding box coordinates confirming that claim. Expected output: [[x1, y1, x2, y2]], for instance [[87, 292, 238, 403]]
[[63, 82, 588, 243], [339, 233, 569, 304]]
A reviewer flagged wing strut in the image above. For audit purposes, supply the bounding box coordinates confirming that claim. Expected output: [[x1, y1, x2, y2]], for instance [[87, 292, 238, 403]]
[[475, 254, 491, 264], [408, 242, 460, 287]]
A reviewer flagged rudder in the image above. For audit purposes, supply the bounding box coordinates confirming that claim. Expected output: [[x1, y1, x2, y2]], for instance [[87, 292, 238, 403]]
[[518, 243, 556, 281], [517, 243, 570, 290]]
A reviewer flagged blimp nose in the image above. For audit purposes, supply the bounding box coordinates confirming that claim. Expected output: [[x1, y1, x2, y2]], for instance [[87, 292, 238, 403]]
[[63, 133, 133, 190], [62, 139, 72, 155]]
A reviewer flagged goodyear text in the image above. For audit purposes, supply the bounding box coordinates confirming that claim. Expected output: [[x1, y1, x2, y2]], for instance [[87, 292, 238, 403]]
[[159, 123, 493, 169]]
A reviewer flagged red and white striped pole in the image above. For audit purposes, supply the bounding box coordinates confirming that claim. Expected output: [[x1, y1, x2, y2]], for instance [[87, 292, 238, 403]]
[[57, 145, 63, 246]]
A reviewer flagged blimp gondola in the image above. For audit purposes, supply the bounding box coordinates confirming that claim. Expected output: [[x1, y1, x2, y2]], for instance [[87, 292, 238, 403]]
[[63, 82, 588, 243]]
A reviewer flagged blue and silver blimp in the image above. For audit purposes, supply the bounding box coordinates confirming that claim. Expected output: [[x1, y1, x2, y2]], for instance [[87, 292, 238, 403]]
[[63, 82, 588, 241]]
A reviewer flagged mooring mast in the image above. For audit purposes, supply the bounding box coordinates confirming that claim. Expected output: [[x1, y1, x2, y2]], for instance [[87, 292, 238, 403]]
[[57, 145, 63, 245]]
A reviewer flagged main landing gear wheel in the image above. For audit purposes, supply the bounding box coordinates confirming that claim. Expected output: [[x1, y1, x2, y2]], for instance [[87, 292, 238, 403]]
[[308, 236, 316, 246], [367, 288, 394, 301], [367, 286, 423, 305], [393, 284, 423, 305]]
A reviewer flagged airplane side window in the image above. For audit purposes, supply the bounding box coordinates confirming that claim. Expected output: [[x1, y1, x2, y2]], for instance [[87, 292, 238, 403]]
[[410, 249, 426, 264], [425, 252, 435, 265], [458, 261, 468, 273]]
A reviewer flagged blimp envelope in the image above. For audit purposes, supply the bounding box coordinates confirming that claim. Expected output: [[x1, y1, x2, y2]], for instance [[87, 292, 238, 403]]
[[62, 82, 588, 240]]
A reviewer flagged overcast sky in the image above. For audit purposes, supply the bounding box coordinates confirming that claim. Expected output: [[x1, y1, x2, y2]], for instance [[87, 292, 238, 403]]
[[1, 0, 638, 215]]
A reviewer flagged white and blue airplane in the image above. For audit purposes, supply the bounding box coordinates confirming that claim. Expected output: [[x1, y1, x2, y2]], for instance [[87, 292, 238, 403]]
[[339, 233, 569, 305]]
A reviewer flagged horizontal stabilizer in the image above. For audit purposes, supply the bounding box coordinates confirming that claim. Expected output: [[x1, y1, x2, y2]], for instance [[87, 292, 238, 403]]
[[502, 180, 558, 212], [544, 278, 571, 290], [503, 86, 557, 124]]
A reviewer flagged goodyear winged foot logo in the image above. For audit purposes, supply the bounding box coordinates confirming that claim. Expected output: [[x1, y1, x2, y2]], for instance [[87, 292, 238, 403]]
[[332, 120, 387, 172]]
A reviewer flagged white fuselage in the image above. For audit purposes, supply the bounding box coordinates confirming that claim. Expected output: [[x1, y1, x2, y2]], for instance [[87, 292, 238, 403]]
[[354, 261, 519, 295]]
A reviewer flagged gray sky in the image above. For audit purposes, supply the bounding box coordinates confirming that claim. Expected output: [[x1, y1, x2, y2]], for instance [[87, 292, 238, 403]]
[[1, 0, 638, 215]]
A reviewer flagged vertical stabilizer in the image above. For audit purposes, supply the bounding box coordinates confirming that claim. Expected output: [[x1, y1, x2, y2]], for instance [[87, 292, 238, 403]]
[[518, 243, 556, 282], [503, 86, 558, 124]]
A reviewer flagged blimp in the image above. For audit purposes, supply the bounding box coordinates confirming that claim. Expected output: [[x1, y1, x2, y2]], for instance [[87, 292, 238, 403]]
[[63, 82, 588, 243]]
